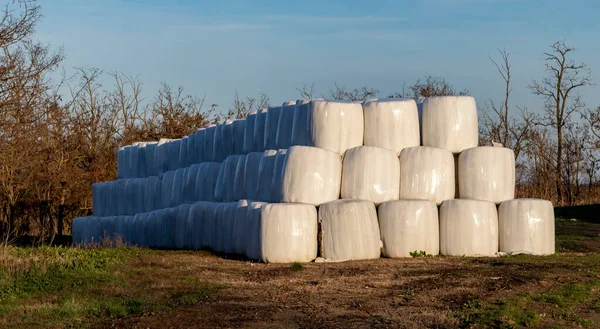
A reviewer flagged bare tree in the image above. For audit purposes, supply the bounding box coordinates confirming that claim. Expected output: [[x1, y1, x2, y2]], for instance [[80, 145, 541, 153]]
[[529, 40, 593, 205], [407, 76, 469, 99], [328, 83, 378, 101], [296, 83, 315, 100], [230, 91, 269, 119]]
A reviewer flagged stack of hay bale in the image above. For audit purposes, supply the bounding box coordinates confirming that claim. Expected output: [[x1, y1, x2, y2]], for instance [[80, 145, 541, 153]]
[[73, 96, 555, 263]]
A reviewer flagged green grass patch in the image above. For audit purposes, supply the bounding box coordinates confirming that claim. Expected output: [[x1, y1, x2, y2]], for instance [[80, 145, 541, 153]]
[[291, 262, 304, 271], [555, 234, 595, 252]]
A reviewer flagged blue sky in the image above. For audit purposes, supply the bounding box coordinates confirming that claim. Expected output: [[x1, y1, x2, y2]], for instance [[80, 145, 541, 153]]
[[37, 0, 600, 116]]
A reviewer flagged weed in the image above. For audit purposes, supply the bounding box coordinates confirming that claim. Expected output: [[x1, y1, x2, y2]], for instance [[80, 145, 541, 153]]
[[410, 250, 429, 258], [291, 262, 304, 271]]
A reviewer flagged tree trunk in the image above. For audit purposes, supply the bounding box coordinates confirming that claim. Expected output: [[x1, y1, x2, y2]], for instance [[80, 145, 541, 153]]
[[556, 124, 563, 205], [57, 204, 64, 236]]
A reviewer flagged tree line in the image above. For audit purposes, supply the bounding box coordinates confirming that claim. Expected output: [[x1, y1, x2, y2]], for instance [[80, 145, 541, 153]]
[[1, 1, 599, 240]]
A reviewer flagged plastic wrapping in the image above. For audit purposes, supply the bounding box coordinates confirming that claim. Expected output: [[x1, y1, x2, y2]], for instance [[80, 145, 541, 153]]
[[215, 155, 244, 202], [422, 96, 478, 153], [134, 178, 146, 215], [243, 111, 257, 154], [161, 171, 175, 209], [232, 200, 250, 254], [106, 181, 118, 217], [233, 155, 247, 201], [439, 199, 498, 256], [155, 139, 175, 174], [188, 201, 205, 250], [200, 202, 219, 249], [417, 97, 425, 145], [276, 101, 297, 149], [378, 200, 439, 257], [203, 124, 217, 163], [264, 106, 282, 151], [195, 162, 221, 202], [291, 99, 311, 146], [222, 119, 235, 160], [186, 132, 198, 165], [134, 142, 147, 178], [260, 203, 318, 263], [281, 146, 342, 205], [195, 128, 205, 164], [498, 199, 555, 255], [144, 142, 158, 177], [92, 183, 103, 217], [116, 179, 128, 215], [117, 146, 126, 179], [178, 136, 189, 169], [245, 202, 268, 261], [175, 204, 192, 249], [308, 100, 364, 154], [168, 139, 182, 171], [183, 164, 201, 204], [399, 146, 455, 205], [318, 200, 381, 261], [147, 211, 159, 248], [253, 108, 268, 152], [216, 202, 237, 254], [233, 119, 246, 155], [212, 123, 224, 163], [362, 98, 420, 154], [459, 146, 515, 204], [72, 217, 85, 246], [171, 168, 186, 207], [256, 150, 278, 202], [270, 149, 287, 203], [341, 146, 400, 205], [128, 145, 139, 178], [244, 152, 263, 200]]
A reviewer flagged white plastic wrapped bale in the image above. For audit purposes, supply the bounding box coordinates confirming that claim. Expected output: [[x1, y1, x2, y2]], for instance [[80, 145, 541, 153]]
[[245, 202, 268, 261], [399, 146, 455, 205], [183, 164, 201, 203], [212, 123, 224, 163], [203, 124, 217, 163], [362, 98, 420, 154], [124, 180, 136, 215], [194, 128, 205, 164], [171, 168, 186, 207], [244, 152, 263, 200], [178, 136, 189, 168], [134, 178, 146, 215], [174, 204, 192, 249], [222, 120, 235, 160], [281, 146, 342, 205], [233, 155, 247, 201], [92, 183, 103, 217], [186, 132, 198, 165], [308, 99, 364, 154], [270, 149, 287, 203], [498, 199, 555, 255], [153, 209, 167, 248], [263, 106, 281, 151], [341, 146, 399, 205], [115, 216, 127, 242], [417, 97, 425, 145], [214, 155, 243, 202], [318, 200, 381, 261], [134, 142, 147, 178], [291, 99, 311, 146], [243, 111, 257, 154], [200, 202, 219, 249], [161, 171, 175, 209], [144, 176, 158, 213], [260, 203, 318, 263], [72, 217, 85, 246], [168, 139, 182, 171], [187, 201, 205, 250], [256, 150, 278, 202], [232, 200, 249, 255], [253, 108, 268, 152], [378, 200, 439, 257], [459, 146, 515, 204], [155, 139, 174, 174], [145, 211, 158, 248], [116, 179, 128, 215], [276, 101, 296, 149], [144, 142, 158, 177], [221, 202, 238, 254], [117, 146, 127, 179], [422, 96, 478, 153], [233, 119, 246, 155], [128, 145, 139, 178], [167, 207, 179, 249], [195, 162, 221, 202], [439, 199, 498, 256], [105, 181, 118, 217]]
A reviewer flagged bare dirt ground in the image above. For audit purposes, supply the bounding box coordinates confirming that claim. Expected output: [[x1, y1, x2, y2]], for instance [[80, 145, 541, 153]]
[[99, 222, 600, 329]]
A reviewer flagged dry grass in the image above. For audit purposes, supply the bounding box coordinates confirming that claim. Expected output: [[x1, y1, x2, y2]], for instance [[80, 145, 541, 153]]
[[1, 221, 600, 328]]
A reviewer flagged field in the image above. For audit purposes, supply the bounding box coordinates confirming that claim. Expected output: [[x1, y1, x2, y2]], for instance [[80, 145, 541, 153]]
[[2, 208, 600, 328]]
